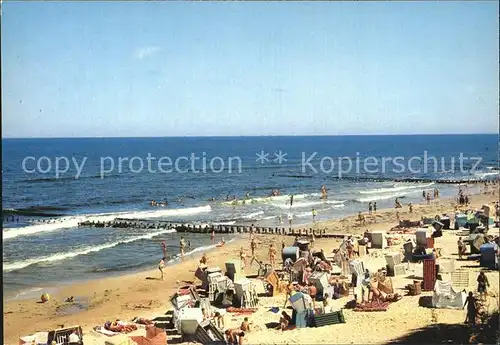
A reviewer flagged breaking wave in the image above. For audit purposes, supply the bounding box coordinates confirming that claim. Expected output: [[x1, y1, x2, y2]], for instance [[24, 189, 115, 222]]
[[3, 229, 176, 272], [3, 205, 212, 241]]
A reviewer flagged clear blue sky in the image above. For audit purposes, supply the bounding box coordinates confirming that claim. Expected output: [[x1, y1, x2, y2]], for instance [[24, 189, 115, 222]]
[[2, 1, 498, 138]]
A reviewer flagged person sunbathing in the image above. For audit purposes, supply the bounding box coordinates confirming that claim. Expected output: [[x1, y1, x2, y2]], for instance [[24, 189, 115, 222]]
[[105, 320, 137, 333]]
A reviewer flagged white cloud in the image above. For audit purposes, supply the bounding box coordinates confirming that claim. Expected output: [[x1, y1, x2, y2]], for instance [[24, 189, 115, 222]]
[[134, 46, 161, 60]]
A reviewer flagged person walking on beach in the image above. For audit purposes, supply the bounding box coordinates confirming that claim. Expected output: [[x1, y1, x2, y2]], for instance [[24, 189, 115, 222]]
[[158, 257, 165, 281], [373, 202, 377, 214], [477, 271, 489, 300], [250, 238, 257, 257], [457, 237, 466, 259], [288, 213, 293, 229], [312, 208, 317, 223], [368, 202, 373, 215], [239, 247, 247, 268], [422, 190, 426, 199], [409, 202, 413, 213], [463, 292, 477, 325], [161, 241, 167, 258], [268, 244, 277, 267], [426, 192, 431, 205]]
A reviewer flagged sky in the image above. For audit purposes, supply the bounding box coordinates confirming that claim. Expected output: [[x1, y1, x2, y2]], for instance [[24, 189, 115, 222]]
[[2, 1, 499, 138]]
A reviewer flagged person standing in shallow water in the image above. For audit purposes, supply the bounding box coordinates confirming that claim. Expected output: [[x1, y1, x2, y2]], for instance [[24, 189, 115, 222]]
[[161, 241, 167, 259], [179, 237, 186, 258], [368, 202, 373, 215]]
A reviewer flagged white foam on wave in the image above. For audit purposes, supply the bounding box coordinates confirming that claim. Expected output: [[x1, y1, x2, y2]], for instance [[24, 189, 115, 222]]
[[240, 211, 264, 219], [3, 228, 176, 272], [167, 238, 235, 263], [221, 193, 312, 206], [212, 221, 236, 226], [474, 171, 499, 178], [355, 191, 415, 203], [3, 205, 212, 241], [271, 199, 346, 209], [359, 182, 435, 195], [3, 217, 85, 240], [12, 287, 43, 299]]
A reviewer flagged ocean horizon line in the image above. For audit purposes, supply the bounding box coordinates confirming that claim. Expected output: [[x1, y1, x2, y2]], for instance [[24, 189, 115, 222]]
[[2, 132, 498, 140]]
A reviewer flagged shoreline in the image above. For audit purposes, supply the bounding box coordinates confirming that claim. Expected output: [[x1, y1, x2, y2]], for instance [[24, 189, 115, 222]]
[[2, 190, 488, 302], [2, 191, 456, 301], [3, 189, 498, 344]]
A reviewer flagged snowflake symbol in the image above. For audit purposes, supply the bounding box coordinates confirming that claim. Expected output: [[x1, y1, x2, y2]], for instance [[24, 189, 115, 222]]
[[273, 150, 288, 164], [256, 150, 270, 164]]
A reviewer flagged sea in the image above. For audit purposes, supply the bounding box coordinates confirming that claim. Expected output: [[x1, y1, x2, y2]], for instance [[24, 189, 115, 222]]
[[2, 134, 498, 299]]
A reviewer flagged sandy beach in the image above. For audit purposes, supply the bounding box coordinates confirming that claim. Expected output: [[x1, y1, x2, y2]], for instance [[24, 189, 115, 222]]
[[4, 189, 499, 345]]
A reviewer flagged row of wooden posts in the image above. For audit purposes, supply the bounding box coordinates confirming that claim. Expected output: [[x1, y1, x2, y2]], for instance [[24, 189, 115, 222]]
[[78, 218, 349, 238]]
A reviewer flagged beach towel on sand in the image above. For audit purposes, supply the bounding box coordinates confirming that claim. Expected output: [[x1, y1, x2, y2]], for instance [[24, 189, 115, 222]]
[[353, 301, 389, 312]]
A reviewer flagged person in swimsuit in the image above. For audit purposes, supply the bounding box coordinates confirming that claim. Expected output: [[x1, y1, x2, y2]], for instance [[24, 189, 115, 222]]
[[179, 237, 186, 257], [250, 238, 257, 257], [268, 244, 277, 267], [477, 271, 489, 300], [225, 329, 245, 345], [210, 230, 215, 243], [161, 241, 167, 258], [240, 317, 251, 332], [457, 237, 465, 259], [239, 247, 247, 268], [158, 258, 165, 280]]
